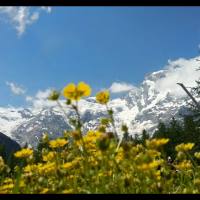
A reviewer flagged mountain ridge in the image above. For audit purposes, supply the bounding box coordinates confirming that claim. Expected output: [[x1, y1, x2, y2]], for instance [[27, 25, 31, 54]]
[[0, 56, 200, 148]]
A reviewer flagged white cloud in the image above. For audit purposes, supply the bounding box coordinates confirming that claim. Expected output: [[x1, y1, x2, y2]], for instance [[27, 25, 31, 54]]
[[6, 81, 26, 95], [109, 82, 136, 93], [25, 89, 57, 110], [35, 89, 52, 99], [30, 12, 39, 21], [108, 56, 200, 97], [0, 6, 51, 36], [25, 96, 33, 102], [40, 7, 52, 13], [14, 55, 200, 110], [155, 57, 200, 97]]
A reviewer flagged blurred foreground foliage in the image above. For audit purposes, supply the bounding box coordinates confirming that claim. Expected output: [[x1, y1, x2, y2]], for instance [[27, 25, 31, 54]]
[[1, 82, 200, 194]]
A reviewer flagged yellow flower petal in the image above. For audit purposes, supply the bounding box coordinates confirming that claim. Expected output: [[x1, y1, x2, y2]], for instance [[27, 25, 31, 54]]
[[14, 148, 33, 158], [63, 83, 76, 100], [77, 82, 91, 97], [63, 82, 91, 101], [96, 90, 110, 104], [175, 143, 194, 152], [49, 138, 68, 149]]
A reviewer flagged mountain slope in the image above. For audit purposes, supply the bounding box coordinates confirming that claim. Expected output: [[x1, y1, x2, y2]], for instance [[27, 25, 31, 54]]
[[0, 56, 200, 147], [0, 132, 21, 159]]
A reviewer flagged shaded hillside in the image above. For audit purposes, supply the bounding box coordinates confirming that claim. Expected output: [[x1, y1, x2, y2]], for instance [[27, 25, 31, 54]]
[[0, 132, 21, 163]]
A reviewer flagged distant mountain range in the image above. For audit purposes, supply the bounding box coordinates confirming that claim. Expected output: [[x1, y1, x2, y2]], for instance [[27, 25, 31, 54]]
[[0, 56, 200, 148]]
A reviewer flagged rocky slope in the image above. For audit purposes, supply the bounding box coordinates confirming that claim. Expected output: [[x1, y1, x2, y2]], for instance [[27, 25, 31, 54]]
[[0, 56, 200, 148]]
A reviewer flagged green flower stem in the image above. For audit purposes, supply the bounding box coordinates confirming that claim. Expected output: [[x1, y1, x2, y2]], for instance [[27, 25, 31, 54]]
[[73, 101, 89, 163], [186, 151, 197, 168], [74, 101, 83, 129], [105, 104, 118, 142], [56, 100, 70, 125]]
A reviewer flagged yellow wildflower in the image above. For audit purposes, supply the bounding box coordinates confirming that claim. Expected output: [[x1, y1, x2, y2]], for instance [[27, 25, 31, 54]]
[[77, 82, 91, 97], [115, 147, 124, 163], [43, 151, 57, 162], [0, 178, 14, 193], [175, 160, 192, 170], [177, 151, 186, 160], [98, 171, 104, 177], [48, 90, 60, 101], [146, 138, 169, 149], [175, 143, 195, 152], [62, 189, 74, 194], [194, 179, 200, 185], [62, 157, 82, 170], [63, 83, 76, 99], [131, 144, 144, 155], [137, 160, 163, 171], [42, 133, 49, 143], [63, 82, 91, 101], [71, 130, 82, 140], [24, 164, 38, 173], [37, 162, 56, 175], [96, 90, 110, 104], [154, 170, 161, 181], [49, 138, 68, 149], [88, 156, 99, 167], [81, 131, 103, 151], [40, 188, 49, 194], [0, 183, 14, 190], [194, 152, 200, 159], [146, 149, 161, 158], [19, 180, 26, 188], [23, 164, 38, 177], [84, 130, 102, 143], [62, 162, 74, 170], [73, 156, 82, 164], [14, 148, 33, 158], [149, 159, 164, 168], [3, 178, 13, 184], [0, 156, 5, 172]]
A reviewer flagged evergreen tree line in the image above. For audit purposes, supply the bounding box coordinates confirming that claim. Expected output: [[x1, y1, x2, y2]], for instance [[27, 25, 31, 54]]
[[134, 79, 200, 160]]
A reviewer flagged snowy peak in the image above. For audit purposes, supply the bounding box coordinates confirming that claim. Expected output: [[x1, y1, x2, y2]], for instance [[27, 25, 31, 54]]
[[0, 55, 200, 147]]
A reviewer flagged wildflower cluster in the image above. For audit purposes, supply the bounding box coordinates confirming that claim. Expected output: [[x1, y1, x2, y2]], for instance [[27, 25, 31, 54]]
[[175, 143, 195, 152], [1, 82, 200, 194], [96, 90, 110, 104], [14, 148, 33, 158], [63, 82, 91, 101]]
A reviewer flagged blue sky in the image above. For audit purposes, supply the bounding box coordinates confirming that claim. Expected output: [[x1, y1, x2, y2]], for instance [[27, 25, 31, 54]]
[[0, 6, 200, 107]]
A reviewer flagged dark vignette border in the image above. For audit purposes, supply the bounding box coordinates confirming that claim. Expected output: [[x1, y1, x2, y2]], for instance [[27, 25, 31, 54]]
[[0, 193, 198, 199], [0, 0, 199, 199], [0, 0, 200, 6]]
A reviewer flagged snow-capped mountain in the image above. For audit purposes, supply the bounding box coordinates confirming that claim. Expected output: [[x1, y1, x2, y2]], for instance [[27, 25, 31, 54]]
[[1, 56, 200, 148]]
